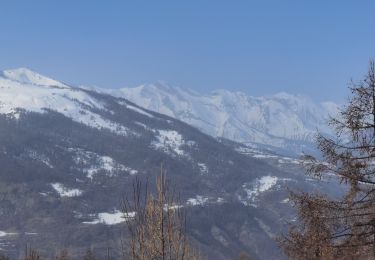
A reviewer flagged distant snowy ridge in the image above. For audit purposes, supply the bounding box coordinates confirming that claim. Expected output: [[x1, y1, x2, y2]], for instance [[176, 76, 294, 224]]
[[0, 68, 339, 154], [106, 82, 340, 152]]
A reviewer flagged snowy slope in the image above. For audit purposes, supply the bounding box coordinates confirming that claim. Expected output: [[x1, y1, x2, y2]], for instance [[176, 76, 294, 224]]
[[0, 68, 132, 135], [106, 82, 339, 152], [2, 68, 67, 88]]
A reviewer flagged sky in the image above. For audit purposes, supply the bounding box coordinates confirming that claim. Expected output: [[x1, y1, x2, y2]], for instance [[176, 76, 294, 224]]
[[0, 1, 374, 102]]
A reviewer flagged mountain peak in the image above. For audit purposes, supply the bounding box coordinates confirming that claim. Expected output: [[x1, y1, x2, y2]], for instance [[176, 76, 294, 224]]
[[273, 91, 304, 100], [150, 81, 178, 92], [2, 68, 67, 88]]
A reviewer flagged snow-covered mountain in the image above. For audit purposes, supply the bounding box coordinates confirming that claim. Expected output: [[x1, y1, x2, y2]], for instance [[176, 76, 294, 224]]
[[106, 82, 339, 154], [0, 68, 343, 259], [1, 68, 338, 155], [0, 68, 295, 258]]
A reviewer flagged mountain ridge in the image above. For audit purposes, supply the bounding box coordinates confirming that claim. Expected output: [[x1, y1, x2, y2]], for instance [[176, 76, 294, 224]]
[[0, 68, 339, 155], [1, 68, 69, 88], [105, 82, 340, 155]]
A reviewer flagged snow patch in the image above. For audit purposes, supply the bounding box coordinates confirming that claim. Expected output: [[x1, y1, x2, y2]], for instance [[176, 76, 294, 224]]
[[164, 204, 184, 211], [216, 197, 225, 203], [240, 176, 279, 206], [0, 231, 17, 237], [187, 195, 209, 206], [152, 130, 187, 156], [83, 210, 135, 225], [197, 163, 209, 174], [84, 156, 137, 179], [252, 154, 278, 159], [69, 148, 138, 179], [51, 183, 82, 197]]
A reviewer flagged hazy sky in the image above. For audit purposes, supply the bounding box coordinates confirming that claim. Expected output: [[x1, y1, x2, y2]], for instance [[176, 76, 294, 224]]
[[1, 1, 374, 102]]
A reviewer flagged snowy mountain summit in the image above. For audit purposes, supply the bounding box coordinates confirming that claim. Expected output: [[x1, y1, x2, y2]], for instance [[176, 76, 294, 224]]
[[108, 82, 340, 154], [0, 68, 136, 135], [1, 68, 67, 88]]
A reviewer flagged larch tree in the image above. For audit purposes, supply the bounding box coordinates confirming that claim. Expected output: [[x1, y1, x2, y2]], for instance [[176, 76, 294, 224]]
[[122, 169, 201, 260], [280, 60, 375, 259]]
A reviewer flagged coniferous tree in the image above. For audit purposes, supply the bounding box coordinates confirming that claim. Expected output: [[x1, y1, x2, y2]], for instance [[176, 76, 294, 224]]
[[280, 60, 375, 259]]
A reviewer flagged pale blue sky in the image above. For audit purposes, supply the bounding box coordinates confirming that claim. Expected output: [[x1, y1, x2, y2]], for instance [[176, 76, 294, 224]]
[[1, 1, 374, 102]]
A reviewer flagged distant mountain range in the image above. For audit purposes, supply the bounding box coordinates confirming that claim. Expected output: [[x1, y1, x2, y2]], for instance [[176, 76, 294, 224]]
[[104, 82, 339, 155], [1, 67, 339, 155], [0, 68, 342, 259]]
